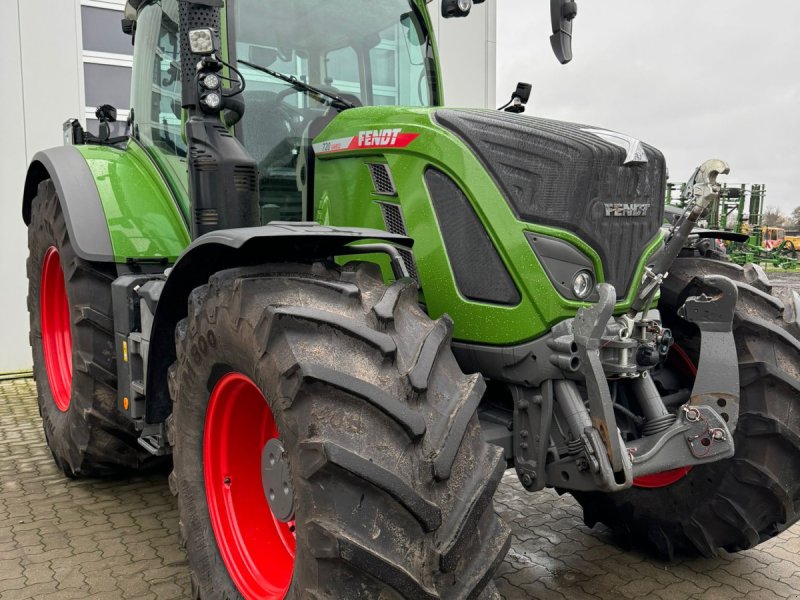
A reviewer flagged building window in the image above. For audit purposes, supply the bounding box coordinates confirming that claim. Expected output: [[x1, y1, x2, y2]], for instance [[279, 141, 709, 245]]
[[81, 6, 133, 56], [83, 63, 132, 110], [80, 0, 132, 128]]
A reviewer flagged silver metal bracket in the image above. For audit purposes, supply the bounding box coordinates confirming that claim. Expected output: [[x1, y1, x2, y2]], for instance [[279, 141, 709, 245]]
[[573, 284, 630, 474], [678, 275, 740, 430], [137, 422, 170, 456], [569, 283, 634, 489], [512, 383, 553, 492], [627, 404, 734, 477], [546, 426, 633, 492]]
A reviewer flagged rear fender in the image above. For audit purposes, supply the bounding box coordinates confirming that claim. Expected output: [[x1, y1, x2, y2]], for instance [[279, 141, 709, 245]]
[[144, 223, 412, 423], [23, 144, 190, 264], [22, 146, 114, 262]]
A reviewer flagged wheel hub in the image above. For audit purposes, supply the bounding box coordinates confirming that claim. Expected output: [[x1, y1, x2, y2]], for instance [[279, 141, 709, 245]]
[[262, 438, 294, 523]]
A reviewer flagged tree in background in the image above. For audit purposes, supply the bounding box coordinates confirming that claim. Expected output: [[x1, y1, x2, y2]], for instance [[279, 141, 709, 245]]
[[763, 206, 787, 227], [789, 207, 800, 231]]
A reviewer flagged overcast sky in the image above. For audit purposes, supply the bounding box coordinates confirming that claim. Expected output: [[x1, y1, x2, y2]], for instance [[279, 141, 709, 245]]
[[496, 0, 800, 215]]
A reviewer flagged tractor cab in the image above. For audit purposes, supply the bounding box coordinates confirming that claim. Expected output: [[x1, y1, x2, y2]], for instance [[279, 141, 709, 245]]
[[235, 0, 438, 221], [129, 0, 438, 225]]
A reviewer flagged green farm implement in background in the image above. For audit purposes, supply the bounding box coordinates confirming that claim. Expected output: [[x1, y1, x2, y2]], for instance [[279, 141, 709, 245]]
[[666, 181, 798, 268]]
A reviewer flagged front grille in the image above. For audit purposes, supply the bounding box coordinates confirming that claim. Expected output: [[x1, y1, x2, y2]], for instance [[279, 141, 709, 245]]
[[435, 109, 666, 297]]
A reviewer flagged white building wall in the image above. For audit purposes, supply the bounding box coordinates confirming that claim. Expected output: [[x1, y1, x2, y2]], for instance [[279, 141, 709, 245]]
[[430, 0, 497, 108], [1, 0, 85, 373], [0, 0, 496, 374]]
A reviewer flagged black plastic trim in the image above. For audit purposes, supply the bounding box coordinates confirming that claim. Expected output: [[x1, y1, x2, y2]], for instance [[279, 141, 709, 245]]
[[144, 223, 413, 423], [525, 232, 599, 302], [22, 146, 114, 262], [692, 229, 750, 243]]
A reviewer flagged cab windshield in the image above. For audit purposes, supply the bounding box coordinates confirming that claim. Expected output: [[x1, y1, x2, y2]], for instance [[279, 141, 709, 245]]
[[232, 0, 438, 220]]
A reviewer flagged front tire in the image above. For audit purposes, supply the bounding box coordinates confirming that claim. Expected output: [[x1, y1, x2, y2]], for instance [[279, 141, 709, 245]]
[[169, 262, 509, 599], [573, 258, 800, 559]]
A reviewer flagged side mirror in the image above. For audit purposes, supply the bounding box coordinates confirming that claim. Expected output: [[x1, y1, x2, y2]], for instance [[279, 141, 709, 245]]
[[550, 0, 578, 64], [95, 104, 118, 143], [441, 0, 485, 18], [498, 82, 532, 114]]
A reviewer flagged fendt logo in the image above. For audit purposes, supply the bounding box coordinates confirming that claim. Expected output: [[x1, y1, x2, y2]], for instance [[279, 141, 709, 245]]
[[313, 129, 419, 155], [604, 203, 650, 217], [358, 128, 402, 146]]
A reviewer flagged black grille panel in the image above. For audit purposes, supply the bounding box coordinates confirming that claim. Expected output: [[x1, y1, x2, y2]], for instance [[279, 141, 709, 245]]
[[378, 202, 419, 282], [425, 168, 520, 306], [195, 208, 219, 226], [367, 163, 397, 195], [435, 109, 666, 296], [379, 202, 406, 235], [233, 165, 258, 192]]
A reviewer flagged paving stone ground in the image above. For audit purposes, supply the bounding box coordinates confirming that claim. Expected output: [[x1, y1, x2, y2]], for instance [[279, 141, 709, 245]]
[[3, 377, 800, 599]]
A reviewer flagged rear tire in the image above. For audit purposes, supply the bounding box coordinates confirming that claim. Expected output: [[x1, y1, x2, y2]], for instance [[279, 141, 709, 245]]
[[573, 258, 800, 559], [27, 179, 162, 477], [169, 262, 510, 599]]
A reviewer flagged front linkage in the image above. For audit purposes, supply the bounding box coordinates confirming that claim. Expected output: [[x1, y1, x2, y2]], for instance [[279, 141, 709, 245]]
[[515, 159, 738, 493]]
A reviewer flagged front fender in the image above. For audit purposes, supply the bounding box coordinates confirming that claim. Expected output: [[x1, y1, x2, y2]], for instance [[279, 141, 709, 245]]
[[144, 223, 412, 423]]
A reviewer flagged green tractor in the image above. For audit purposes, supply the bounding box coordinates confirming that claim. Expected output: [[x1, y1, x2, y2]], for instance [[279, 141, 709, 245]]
[[22, 0, 800, 597]]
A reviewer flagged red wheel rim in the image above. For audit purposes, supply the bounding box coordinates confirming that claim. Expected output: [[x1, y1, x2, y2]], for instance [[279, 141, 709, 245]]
[[204, 373, 295, 599], [632, 343, 697, 489], [40, 247, 72, 412]]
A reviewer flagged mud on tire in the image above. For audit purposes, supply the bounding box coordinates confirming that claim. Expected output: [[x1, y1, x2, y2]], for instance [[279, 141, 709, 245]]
[[168, 261, 509, 599], [27, 179, 163, 477], [573, 258, 800, 559]]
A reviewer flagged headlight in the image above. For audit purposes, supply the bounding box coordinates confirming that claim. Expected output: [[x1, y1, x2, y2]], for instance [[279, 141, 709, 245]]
[[572, 270, 594, 299]]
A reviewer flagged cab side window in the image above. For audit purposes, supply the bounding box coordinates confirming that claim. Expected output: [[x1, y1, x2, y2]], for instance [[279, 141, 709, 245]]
[[130, 0, 185, 158]]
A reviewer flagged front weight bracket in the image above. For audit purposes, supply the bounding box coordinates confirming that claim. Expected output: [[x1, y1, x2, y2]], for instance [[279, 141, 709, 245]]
[[678, 275, 740, 430]]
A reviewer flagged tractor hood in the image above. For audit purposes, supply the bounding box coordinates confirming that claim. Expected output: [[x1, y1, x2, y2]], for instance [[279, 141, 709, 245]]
[[433, 109, 667, 296], [311, 106, 666, 345], [313, 107, 666, 299]]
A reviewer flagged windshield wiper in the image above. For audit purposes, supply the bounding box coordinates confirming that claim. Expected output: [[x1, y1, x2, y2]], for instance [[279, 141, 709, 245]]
[[237, 59, 356, 110]]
